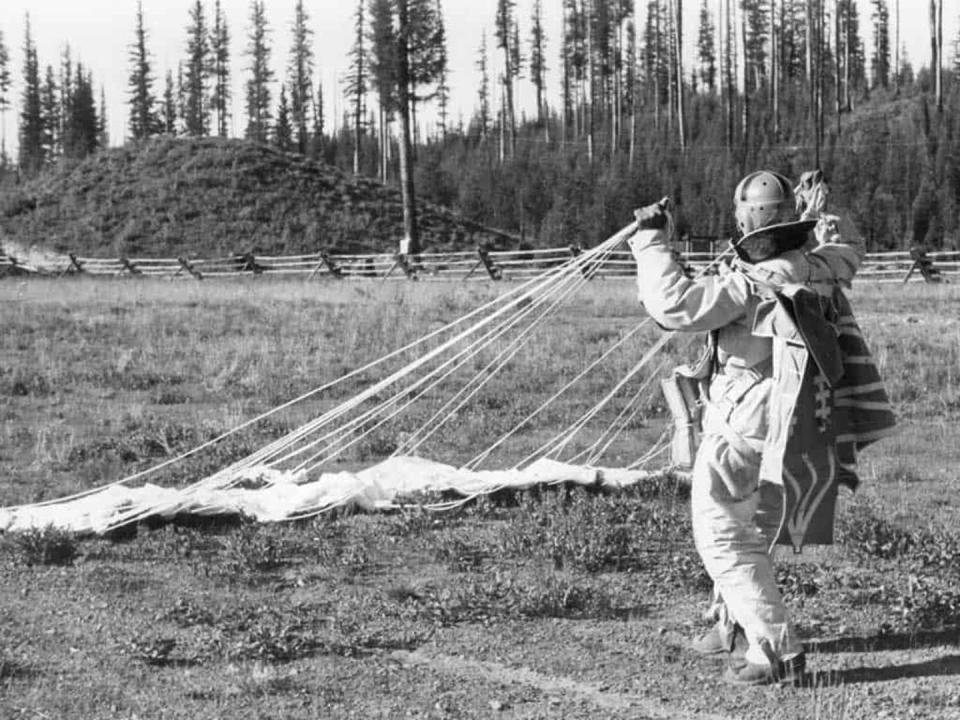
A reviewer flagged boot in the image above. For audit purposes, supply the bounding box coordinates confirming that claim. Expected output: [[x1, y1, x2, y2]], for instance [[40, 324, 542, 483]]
[[723, 652, 806, 686], [690, 621, 746, 656]]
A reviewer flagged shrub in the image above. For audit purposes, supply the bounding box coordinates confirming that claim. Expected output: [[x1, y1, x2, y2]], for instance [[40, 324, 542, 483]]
[[836, 501, 915, 559], [3, 525, 79, 566]]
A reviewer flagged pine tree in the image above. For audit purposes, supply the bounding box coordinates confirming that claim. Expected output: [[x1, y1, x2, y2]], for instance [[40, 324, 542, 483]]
[[128, 1, 160, 141], [183, 0, 211, 136], [41, 64, 60, 160], [529, 0, 547, 126], [495, 0, 519, 157], [59, 46, 73, 149], [287, 0, 315, 153], [63, 64, 99, 159], [697, 0, 717, 92], [313, 79, 324, 140], [434, 0, 451, 138], [162, 69, 178, 134], [244, 0, 273, 142], [368, 0, 397, 182], [871, 0, 891, 89], [98, 87, 109, 148], [210, 0, 231, 137], [19, 15, 45, 174], [345, 0, 367, 173], [0, 29, 10, 162], [395, 0, 420, 253], [474, 31, 491, 139], [406, 0, 444, 146], [274, 83, 292, 150]]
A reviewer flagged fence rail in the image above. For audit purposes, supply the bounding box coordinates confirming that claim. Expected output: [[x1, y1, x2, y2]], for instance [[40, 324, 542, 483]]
[[1, 246, 957, 284]]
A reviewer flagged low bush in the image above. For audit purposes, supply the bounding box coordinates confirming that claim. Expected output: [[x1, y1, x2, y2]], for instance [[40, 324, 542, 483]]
[[3, 525, 79, 566]]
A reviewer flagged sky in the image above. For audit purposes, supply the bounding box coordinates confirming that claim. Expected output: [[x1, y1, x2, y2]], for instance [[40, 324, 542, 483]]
[[0, 0, 955, 155]]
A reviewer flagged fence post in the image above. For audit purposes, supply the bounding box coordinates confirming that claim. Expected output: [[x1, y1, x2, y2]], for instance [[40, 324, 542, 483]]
[[177, 256, 203, 280], [120, 257, 142, 276], [903, 248, 942, 284], [310, 251, 341, 279], [68, 253, 84, 274], [235, 252, 264, 275], [396, 254, 418, 280], [476, 246, 502, 280]]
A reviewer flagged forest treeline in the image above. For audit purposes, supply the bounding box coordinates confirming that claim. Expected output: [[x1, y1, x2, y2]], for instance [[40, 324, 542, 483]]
[[0, 0, 958, 251]]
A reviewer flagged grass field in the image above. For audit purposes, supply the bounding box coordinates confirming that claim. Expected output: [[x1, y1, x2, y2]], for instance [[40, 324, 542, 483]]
[[2, 276, 960, 719]]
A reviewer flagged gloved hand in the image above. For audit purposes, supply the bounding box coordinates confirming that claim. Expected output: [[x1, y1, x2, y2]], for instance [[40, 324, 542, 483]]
[[795, 169, 828, 220], [628, 197, 674, 263], [633, 197, 673, 230]]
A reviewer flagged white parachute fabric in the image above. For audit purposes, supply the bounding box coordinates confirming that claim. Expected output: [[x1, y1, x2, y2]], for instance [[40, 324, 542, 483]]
[[2, 221, 691, 535], [0, 456, 662, 535]]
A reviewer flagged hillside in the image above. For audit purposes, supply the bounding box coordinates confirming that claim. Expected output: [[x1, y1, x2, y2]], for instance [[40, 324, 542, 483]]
[[0, 137, 517, 259]]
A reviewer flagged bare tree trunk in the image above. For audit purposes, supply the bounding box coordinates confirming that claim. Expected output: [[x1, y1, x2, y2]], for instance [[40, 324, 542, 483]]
[[805, 0, 814, 117], [894, 0, 900, 93], [674, 0, 685, 151], [844, 1, 851, 110], [771, 0, 779, 137], [722, 0, 733, 150], [815, 0, 824, 166], [739, 0, 749, 160], [835, 0, 841, 136], [932, 0, 943, 112], [395, 0, 419, 255], [654, 0, 661, 134], [586, 0, 594, 163]]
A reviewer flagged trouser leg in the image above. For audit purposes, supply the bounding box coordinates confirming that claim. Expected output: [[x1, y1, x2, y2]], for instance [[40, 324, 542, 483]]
[[691, 433, 802, 666]]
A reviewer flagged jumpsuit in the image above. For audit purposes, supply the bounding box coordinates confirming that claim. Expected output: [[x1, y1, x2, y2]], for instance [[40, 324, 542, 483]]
[[629, 216, 863, 666]]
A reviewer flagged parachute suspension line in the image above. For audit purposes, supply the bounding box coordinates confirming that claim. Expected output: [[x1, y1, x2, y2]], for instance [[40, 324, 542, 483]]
[[199, 225, 636, 485], [206, 252, 598, 480], [570, 357, 669, 466], [100, 265, 599, 530], [30, 268, 567, 512], [395, 250, 604, 457], [272, 242, 599, 473], [464, 315, 654, 471], [521, 331, 675, 466]]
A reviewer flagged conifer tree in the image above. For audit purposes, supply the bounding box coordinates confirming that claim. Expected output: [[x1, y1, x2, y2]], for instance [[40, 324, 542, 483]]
[[210, 0, 231, 137], [368, 0, 397, 182], [183, 0, 211, 136], [871, 0, 891, 89], [0, 29, 9, 162], [162, 69, 178, 134], [41, 64, 60, 160], [98, 87, 109, 148], [345, 0, 367, 173], [395, 0, 420, 253], [474, 32, 491, 139], [434, 0, 451, 138], [128, 1, 160, 141], [287, 0, 315, 153], [313, 79, 324, 140], [529, 0, 547, 126], [274, 83, 292, 150], [495, 0, 519, 157], [63, 64, 99, 159], [244, 0, 273, 142], [59, 46, 73, 147], [696, 0, 717, 92], [19, 15, 45, 174]]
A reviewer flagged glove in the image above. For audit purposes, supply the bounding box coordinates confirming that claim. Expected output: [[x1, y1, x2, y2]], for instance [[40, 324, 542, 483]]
[[633, 197, 673, 230], [628, 197, 674, 263], [795, 169, 828, 220]]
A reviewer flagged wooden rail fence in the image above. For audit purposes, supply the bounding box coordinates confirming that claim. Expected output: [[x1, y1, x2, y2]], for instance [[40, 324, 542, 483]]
[[1, 246, 957, 284]]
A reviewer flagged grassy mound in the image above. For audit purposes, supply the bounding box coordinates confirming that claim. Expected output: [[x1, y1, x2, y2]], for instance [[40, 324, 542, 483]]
[[0, 137, 514, 258]]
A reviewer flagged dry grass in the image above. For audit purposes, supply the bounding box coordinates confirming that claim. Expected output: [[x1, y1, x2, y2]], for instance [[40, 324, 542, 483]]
[[1, 276, 960, 719]]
